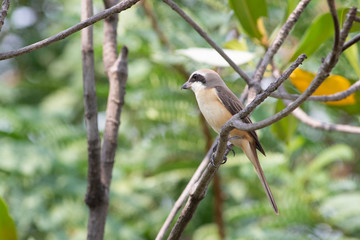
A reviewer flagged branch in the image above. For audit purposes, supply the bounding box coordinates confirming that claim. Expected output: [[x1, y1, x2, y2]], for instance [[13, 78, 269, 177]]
[[327, 0, 341, 53], [228, 6, 357, 133], [252, 0, 311, 84], [0, 0, 140, 60], [161, 0, 252, 85], [167, 138, 228, 240], [101, 46, 128, 187], [342, 33, 360, 52], [102, 0, 119, 72], [271, 79, 360, 102], [0, 0, 10, 33], [86, 46, 129, 240], [81, 8, 104, 239], [156, 142, 215, 240], [241, 54, 307, 117], [272, 61, 360, 135], [290, 106, 360, 134]]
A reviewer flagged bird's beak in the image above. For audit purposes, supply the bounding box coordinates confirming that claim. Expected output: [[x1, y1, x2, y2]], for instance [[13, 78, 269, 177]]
[[181, 81, 191, 90]]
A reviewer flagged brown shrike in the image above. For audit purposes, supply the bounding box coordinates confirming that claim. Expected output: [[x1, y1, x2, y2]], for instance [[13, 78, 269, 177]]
[[182, 69, 279, 215]]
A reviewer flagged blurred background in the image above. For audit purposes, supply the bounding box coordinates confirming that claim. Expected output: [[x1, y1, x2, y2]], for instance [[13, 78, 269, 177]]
[[0, 0, 360, 239]]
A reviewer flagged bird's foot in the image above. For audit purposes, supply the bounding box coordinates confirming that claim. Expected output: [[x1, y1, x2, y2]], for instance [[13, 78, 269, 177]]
[[223, 142, 235, 164], [210, 141, 235, 166]]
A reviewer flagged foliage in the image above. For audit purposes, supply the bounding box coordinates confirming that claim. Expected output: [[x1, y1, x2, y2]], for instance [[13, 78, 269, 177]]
[[0, 0, 359, 239]]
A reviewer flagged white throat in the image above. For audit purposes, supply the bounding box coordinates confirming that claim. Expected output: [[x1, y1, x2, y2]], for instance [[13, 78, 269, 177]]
[[190, 81, 206, 93]]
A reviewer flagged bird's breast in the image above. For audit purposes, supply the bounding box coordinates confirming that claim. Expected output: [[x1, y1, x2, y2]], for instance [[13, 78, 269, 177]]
[[194, 88, 233, 133]]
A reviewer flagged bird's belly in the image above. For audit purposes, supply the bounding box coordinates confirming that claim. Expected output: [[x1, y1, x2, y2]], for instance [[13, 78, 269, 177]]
[[195, 89, 233, 133]]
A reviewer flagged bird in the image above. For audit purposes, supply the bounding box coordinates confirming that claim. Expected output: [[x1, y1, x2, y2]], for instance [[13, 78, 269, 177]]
[[181, 69, 279, 215]]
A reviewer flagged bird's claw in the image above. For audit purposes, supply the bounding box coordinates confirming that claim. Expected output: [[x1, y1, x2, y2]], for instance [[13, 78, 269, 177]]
[[210, 141, 234, 166]]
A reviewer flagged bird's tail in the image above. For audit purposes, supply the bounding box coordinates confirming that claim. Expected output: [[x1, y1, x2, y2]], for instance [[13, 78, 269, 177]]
[[242, 142, 279, 215]]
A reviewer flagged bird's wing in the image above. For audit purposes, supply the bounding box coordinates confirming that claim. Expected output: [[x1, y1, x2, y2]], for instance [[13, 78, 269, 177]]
[[214, 86, 265, 155]]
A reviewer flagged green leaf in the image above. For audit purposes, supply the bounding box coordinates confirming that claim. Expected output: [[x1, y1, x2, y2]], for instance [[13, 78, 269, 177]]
[[229, 0, 267, 40], [290, 12, 335, 61], [0, 197, 17, 240], [270, 100, 298, 144], [343, 38, 360, 78], [290, 8, 360, 62], [285, 0, 299, 22]]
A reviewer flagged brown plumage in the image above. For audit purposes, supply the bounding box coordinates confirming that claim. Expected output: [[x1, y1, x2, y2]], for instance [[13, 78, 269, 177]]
[[182, 69, 278, 215]]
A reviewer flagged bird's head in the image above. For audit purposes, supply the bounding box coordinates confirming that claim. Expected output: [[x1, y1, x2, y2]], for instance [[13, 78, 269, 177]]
[[181, 69, 224, 93]]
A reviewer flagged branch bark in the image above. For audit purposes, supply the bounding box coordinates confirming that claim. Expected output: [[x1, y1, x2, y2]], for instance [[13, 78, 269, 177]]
[[82, 0, 103, 209], [252, 0, 311, 84], [0, 0, 10, 33], [342, 32, 360, 52], [0, 0, 140, 60], [156, 141, 216, 240], [271, 79, 360, 102], [288, 102, 360, 134], [83, 0, 129, 239], [229, 6, 357, 133], [81, 1, 106, 239]]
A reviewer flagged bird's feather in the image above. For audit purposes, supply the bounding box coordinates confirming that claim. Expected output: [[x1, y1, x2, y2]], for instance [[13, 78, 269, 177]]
[[214, 86, 265, 155]]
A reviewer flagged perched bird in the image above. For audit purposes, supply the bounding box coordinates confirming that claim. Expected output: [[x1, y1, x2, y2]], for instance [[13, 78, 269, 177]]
[[181, 69, 278, 215]]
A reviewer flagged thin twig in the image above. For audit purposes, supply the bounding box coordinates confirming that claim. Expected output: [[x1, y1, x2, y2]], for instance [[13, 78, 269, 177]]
[[342, 33, 360, 52], [161, 0, 253, 85], [0, 0, 140, 60], [241, 54, 307, 117], [271, 80, 360, 102], [156, 141, 215, 240], [327, 0, 341, 53], [0, 0, 10, 33], [227, 7, 357, 133], [272, 62, 360, 135], [252, 0, 311, 84], [290, 106, 360, 134]]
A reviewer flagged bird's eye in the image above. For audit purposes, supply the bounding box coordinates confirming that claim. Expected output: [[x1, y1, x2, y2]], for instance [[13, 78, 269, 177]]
[[192, 74, 198, 81]]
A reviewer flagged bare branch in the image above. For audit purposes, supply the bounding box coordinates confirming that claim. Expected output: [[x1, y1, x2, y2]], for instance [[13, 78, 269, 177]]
[[327, 0, 341, 52], [290, 104, 360, 134], [167, 139, 228, 240], [0, 0, 140, 60], [101, 46, 128, 187], [252, 0, 311, 83], [342, 33, 360, 52], [241, 54, 307, 117], [102, 0, 119, 72], [82, 0, 103, 211], [156, 142, 215, 240], [228, 7, 357, 133], [272, 62, 360, 135], [161, 0, 252, 85], [271, 80, 360, 102], [0, 0, 10, 33]]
